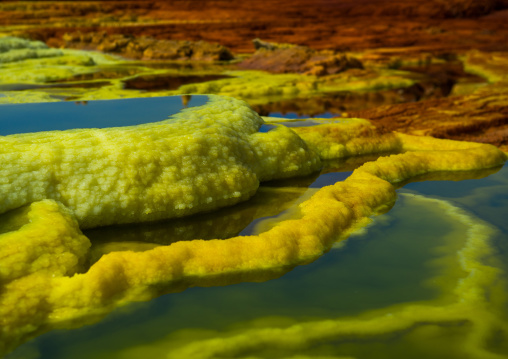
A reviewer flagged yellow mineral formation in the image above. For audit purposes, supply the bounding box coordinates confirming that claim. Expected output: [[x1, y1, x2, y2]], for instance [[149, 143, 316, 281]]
[[0, 95, 320, 228], [154, 195, 508, 359], [0, 94, 506, 356]]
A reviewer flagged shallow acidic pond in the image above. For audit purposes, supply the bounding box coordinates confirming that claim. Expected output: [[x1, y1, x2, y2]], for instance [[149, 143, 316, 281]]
[[2, 96, 508, 359], [0, 95, 208, 135]]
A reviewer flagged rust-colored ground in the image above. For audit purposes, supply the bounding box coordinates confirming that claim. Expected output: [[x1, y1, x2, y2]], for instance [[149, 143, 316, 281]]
[[347, 83, 508, 149], [1, 0, 508, 150], [2, 0, 508, 54]]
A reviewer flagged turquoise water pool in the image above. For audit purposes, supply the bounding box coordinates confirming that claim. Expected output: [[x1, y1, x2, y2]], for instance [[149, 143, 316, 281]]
[[0, 96, 208, 135]]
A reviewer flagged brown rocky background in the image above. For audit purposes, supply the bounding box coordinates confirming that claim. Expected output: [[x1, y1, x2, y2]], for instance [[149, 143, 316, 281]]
[[1, 0, 508, 150], [2, 0, 508, 53]]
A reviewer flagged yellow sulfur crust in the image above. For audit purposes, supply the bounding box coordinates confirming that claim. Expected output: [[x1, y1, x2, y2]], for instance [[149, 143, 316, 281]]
[[0, 96, 320, 228], [0, 95, 507, 356]]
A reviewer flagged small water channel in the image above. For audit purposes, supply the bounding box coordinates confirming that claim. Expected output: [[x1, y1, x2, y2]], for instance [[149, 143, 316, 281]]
[[252, 60, 487, 117]]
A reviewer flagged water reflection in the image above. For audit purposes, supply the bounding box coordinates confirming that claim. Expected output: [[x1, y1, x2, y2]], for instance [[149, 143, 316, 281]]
[[252, 85, 436, 117], [267, 111, 340, 119], [12, 164, 508, 359], [46, 67, 142, 83], [0, 95, 208, 135], [84, 152, 396, 263], [266, 118, 343, 127], [253, 61, 488, 117], [85, 186, 308, 262], [123, 74, 232, 91]]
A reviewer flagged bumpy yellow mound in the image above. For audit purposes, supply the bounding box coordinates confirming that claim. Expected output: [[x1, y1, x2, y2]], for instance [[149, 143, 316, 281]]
[[0, 95, 506, 356], [0, 36, 116, 85], [0, 200, 89, 285], [0, 95, 320, 228]]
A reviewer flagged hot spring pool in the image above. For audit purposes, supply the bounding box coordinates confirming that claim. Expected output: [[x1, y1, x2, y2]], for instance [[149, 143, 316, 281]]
[[2, 96, 508, 359]]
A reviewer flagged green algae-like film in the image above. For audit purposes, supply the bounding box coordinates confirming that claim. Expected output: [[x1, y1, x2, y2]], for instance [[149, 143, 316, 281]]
[[1, 95, 508, 359]]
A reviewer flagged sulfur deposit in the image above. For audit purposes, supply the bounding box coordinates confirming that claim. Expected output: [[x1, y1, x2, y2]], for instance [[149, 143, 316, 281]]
[[148, 195, 508, 359], [0, 95, 320, 228], [0, 94, 507, 356], [0, 36, 117, 83]]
